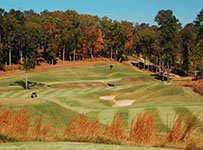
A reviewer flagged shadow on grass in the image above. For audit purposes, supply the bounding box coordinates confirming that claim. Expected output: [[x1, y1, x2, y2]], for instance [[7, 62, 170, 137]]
[[150, 74, 170, 82], [9, 81, 49, 89]]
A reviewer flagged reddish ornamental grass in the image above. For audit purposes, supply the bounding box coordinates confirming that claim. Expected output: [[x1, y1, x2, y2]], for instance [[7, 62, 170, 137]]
[[0, 107, 202, 149]]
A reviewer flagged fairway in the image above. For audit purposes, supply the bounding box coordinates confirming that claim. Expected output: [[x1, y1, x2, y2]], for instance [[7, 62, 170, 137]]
[[0, 63, 203, 128], [0, 62, 203, 148]]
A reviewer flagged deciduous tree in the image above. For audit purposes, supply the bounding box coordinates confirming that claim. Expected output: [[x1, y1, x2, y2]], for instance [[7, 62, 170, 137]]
[[155, 9, 181, 83]]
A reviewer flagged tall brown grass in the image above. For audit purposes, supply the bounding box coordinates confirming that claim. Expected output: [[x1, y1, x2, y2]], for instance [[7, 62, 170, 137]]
[[30, 114, 52, 141], [129, 112, 157, 144], [63, 114, 101, 142], [166, 113, 200, 144], [0, 107, 202, 149], [166, 114, 186, 143], [0, 108, 31, 138], [104, 114, 128, 142], [0, 107, 53, 142]]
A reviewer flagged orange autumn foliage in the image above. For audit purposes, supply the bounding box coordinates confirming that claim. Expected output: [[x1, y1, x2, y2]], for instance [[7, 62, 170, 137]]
[[94, 29, 104, 56], [125, 39, 133, 50]]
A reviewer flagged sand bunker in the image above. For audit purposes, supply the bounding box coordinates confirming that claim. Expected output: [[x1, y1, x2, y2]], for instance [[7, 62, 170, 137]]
[[100, 96, 116, 100], [113, 99, 136, 107], [100, 96, 135, 107]]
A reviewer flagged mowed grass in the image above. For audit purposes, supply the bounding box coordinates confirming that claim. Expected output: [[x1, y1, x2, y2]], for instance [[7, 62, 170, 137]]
[[0, 63, 203, 135], [0, 142, 179, 150]]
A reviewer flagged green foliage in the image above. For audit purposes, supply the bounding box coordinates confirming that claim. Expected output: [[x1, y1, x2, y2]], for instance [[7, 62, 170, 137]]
[[0, 134, 18, 143], [0, 8, 202, 78], [180, 24, 197, 74]]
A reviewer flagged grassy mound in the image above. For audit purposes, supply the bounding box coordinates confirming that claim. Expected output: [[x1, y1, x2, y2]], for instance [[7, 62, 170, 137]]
[[1, 101, 80, 129]]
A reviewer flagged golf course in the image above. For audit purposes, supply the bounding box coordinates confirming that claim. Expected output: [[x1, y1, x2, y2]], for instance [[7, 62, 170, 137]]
[[0, 61, 203, 149]]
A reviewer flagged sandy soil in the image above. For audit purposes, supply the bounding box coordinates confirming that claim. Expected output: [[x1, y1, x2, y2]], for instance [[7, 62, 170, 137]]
[[100, 95, 136, 107], [100, 96, 116, 100], [112, 99, 136, 107]]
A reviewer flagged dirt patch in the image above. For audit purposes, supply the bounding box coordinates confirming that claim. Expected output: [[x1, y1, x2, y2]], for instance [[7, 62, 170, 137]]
[[0, 98, 46, 106], [0, 70, 23, 77], [54, 82, 108, 88]]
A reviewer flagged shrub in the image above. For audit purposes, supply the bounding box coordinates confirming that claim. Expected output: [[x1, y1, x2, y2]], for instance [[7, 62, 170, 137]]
[[193, 83, 203, 96], [0, 134, 18, 143]]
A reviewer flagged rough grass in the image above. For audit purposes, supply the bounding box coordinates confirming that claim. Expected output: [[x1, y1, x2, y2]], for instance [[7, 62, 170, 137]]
[[0, 108, 201, 149], [1, 101, 80, 130], [174, 79, 203, 95]]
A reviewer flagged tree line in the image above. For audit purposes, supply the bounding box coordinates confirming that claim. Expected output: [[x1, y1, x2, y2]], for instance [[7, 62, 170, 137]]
[[0, 8, 202, 79]]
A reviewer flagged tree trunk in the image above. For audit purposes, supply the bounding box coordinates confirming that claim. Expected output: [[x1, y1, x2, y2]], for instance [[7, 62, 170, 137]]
[[111, 48, 113, 60], [156, 59, 158, 73], [20, 51, 23, 62], [159, 58, 162, 76], [9, 49, 11, 66], [59, 50, 61, 59], [25, 70, 28, 89], [144, 59, 146, 70], [167, 60, 170, 83], [73, 49, 76, 62], [63, 47, 65, 63], [90, 49, 93, 59], [162, 61, 165, 84], [119, 57, 122, 63], [52, 58, 54, 66]]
